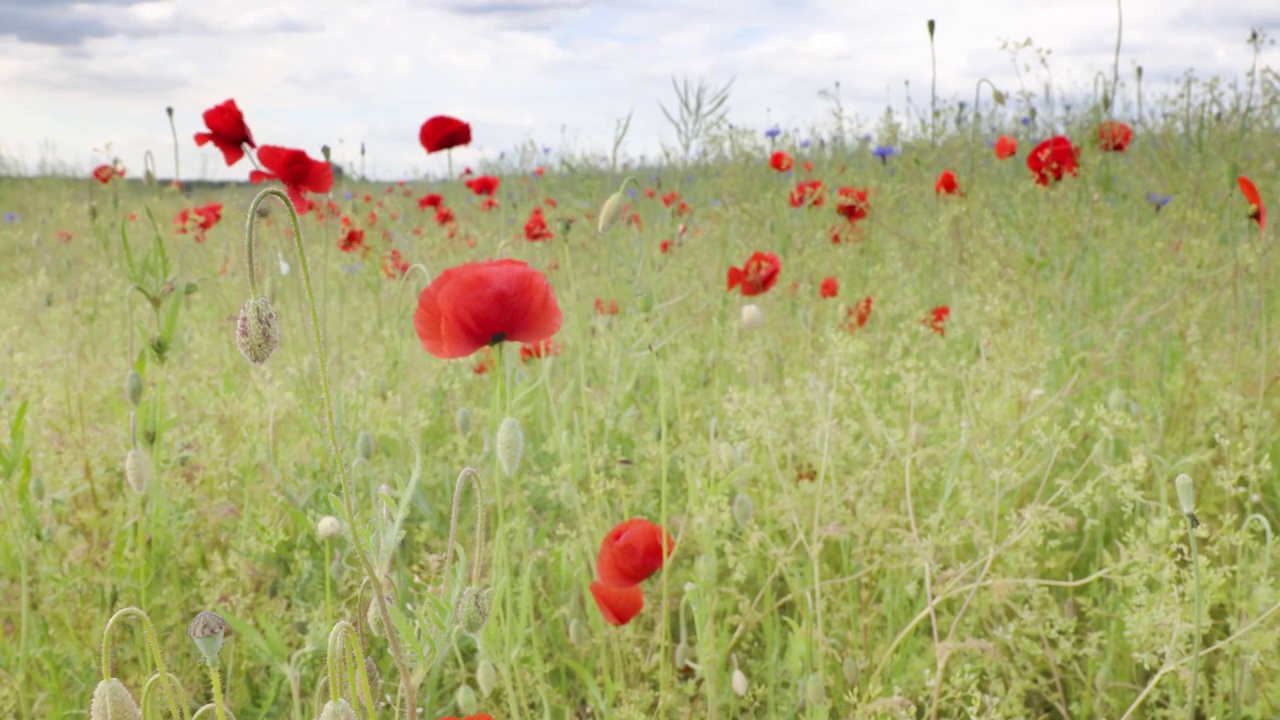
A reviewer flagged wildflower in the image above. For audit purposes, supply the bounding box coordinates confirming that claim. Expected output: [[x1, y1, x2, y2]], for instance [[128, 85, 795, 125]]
[[847, 296, 873, 330], [594, 298, 620, 315], [589, 581, 645, 626], [465, 175, 500, 196], [661, 191, 680, 208], [414, 259, 562, 359], [659, 239, 674, 254], [788, 180, 824, 208], [835, 187, 870, 223], [193, 99, 256, 166], [726, 251, 782, 296], [479, 198, 499, 211], [597, 518, 673, 588], [524, 206, 553, 242], [419, 115, 472, 153], [934, 170, 963, 196], [819, 276, 838, 299], [1238, 175, 1266, 238], [1026, 136, 1080, 186], [994, 135, 1017, 159], [249, 146, 334, 212], [338, 228, 365, 253], [519, 338, 562, 362], [741, 304, 763, 328], [2, 212, 17, 223], [764, 125, 781, 139], [872, 145, 896, 164], [1146, 192, 1172, 212], [93, 164, 123, 184], [1098, 120, 1132, 152], [769, 150, 793, 172], [381, 249, 409, 279], [435, 207, 456, 226], [924, 305, 950, 336]]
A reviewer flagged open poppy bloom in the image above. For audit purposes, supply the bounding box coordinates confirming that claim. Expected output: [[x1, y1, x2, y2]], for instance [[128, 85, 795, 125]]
[[994, 135, 1017, 159], [414, 259, 562, 359], [835, 187, 869, 223], [789, 180, 824, 208], [93, 164, 123, 184], [935, 170, 963, 196], [194, 99, 256, 166], [925, 305, 950, 336], [727, 251, 782, 296], [524, 206, 554, 242], [769, 150, 793, 172], [847, 296, 873, 331], [419, 115, 472, 154], [1238, 175, 1266, 238], [589, 581, 644, 626], [465, 175, 500, 196], [1026, 136, 1080, 186], [596, 518, 674, 588], [1098, 121, 1132, 152], [418, 193, 444, 209], [249, 146, 334, 212], [820, 276, 838, 299]]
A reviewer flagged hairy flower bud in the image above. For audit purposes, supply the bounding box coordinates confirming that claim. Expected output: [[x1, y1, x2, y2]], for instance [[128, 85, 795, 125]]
[[355, 431, 374, 461], [732, 492, 754, 527], [455, 684, 478, 716], [235, 297, 280, 364], [1175, 473, 1196, 515], [124, 448, 152, 494], [187, 611, 227, 662], [124, 370, 143, 407], [456, 586, 491, 635], [318, 698, 357, 720], [90, 678, 141, 720], [455, 407, 472, 436], [597, 192, 625, 233], [741, 304, 763, 329], [496, 416, 524, 477], [804, 672, 827, 707], [476, 659, 498, 698], [317, 515, 341, 540], [731, 668, 749, 697]]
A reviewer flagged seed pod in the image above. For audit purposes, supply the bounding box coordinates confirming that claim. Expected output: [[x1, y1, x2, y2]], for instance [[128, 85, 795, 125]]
[[355, 431, 374, 461], [455, 684, 478, 716], [124, 370, 143, 407], [235, 297, 280, 364], [124, 448, 152, 494], [476, 659, 498, 697], [496, 416, 524, 477], [731, 668, 749, 697], [89, 678, 142, 720], [187, 611, 227, 662]]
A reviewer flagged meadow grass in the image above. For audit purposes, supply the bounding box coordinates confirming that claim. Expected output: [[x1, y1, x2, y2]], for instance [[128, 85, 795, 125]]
[[1, 68, 1279, 720]]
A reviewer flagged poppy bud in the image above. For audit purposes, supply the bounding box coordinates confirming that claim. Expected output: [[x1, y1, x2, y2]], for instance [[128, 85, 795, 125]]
[[359, 655, 381, 703], [731, 668, 749, 697], [144, 169, 156, 186], [455, 684, 478, 716], [1135, 65, 1143, 82], [318, 699, 357, 720], [455, 586, 491, 634], [597, 192, 625, 233], [732, 492, 754, 526], [321, 145, 332, 163], [355, 431, 374, 461], [926, 18, 935, 39], [804, 672, 827, 707], [568, 617, 585, 646], [476, 659, 498, 697], [30, 474, 44, 502], [90, 678, 142, 720], [187, 610, 227, 662], [235, 297, 280, 365], [674, 640, 693, 671], [992, 89, 1006, 106], [124, 447, 151, 494], [456, 407, 472, 436], [842, 656, 860, 686], [718, 442, 739, 470], [496, 416, 524, 477], [317, 515, 341, 540], [1175, 473, 1196, 516], [741, 304, 763, 329], [1107, 388, 1126, 413]]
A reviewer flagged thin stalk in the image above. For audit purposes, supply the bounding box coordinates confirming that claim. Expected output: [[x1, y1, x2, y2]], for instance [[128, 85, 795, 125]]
[[100, 607, 189, 720], [243, 187, 416, 720], [206, 663, 229, 720], [1187, 521, 1202, 719]]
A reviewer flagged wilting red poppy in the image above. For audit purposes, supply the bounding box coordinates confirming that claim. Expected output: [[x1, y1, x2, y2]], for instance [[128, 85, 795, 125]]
[[1238, 175, 1266, 238], [419, 115, 472, 154], [935, 170, 962, 196], [524, 207, 553, 242], [847, 296, 873, 331], [414, 259, 562, 360], [769, 150, 793, 172], [589, 581, 644, 626], [835, 187, 870, 223], [994, 135, 1017, 159], [1098, 121, 1132, 152], [790, 180, 824, 208], [1026, 136, 1080, 186], [727, 251, 782, 296], [465, 175, 500, 196], [194, 99, 256, 166], [93, 164, 122, 184], [596, 518, 674, 588], [820, 276, 838, 299], [924, 305, 950, 336], [249, 146, 334, 212], [338, 228, 365, 253]]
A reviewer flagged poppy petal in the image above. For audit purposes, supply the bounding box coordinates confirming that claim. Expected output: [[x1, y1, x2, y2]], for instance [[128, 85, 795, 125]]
[[589, 582, 644, 626], [597, 518, 674, 588]]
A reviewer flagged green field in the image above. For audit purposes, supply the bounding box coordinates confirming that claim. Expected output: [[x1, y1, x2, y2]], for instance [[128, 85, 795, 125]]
[[1, 66, 1278, 720]]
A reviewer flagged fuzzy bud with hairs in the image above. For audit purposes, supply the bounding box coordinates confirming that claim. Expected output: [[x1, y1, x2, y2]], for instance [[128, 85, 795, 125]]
[[235, 297, 280, 364]]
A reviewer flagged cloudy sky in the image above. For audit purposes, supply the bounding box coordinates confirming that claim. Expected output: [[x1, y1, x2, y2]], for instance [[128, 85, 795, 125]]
[[0, 0, 1275, 181]]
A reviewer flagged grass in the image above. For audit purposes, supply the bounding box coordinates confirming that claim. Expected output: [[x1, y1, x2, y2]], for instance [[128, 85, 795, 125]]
[[1, 62, 1279, 720]]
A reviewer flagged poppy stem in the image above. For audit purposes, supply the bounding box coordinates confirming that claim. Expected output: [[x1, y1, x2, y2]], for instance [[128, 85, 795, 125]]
[[441, 466, 485, 596], [165, 106, 180, 187], [617, 176, 640, 196], [241, 187, 418, 720]]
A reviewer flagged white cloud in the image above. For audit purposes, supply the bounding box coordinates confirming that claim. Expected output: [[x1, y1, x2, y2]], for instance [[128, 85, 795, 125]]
[[0, 0, 1274, 179]]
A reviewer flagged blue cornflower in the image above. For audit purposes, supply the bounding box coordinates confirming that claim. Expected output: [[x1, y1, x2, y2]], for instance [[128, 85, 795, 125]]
[[626, 187, 638, 197], [872, 145, 896, 165], [764, 125, 781, 139], [684, 175, 694, 184], [2, 212, 17, 224], [1020, 116, 1033, 127], [343, 191, 353, 200], [542, 146, 552, 154], [341, 264, 362, 274], [1146, 192, 1172, 212], [800, 139, 810, 149]]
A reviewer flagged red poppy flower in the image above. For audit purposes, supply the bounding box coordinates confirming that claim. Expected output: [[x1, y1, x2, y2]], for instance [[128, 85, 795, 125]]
[[790, 180, 824, 208], [595, 298, 619, 315], [414, 259, 562, 360], [194, 203, 223, 231], [419, 115, 472, 154], [596, 518, 674, 589], [465, 175, 500, 196], [935, 170, 963, 196], [589, 581, 644, 626], [660, 239, 674, 254], [194, 99, 256, 166], [847, 296, 873, 331], [819, 276, 838, 299], [544, 197, 558, 208], [1026, 136, 1080, 186], [925, 305, 950, 336], [727, 251, 782, 296], [480, 198, 499, 211], [382, 249, 410, 279], [661, 191, 680, 208], [524, 207, 554, 242], [835, 187, 870, 223], [1098, 121, 1132, 152], [675, 201, 691, 217], [92, 164, 122, 184], [435, 207, 455, 226], [1238, 175, 1266, 238], [249, 146, 334, 212], [338, 228, 365, 253], [56, 230, 73, 242], [519, 338, 562, 362], [769, 150, 793, 172], [994, 135, 1017, 159], [644, 188, 657, 199]]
